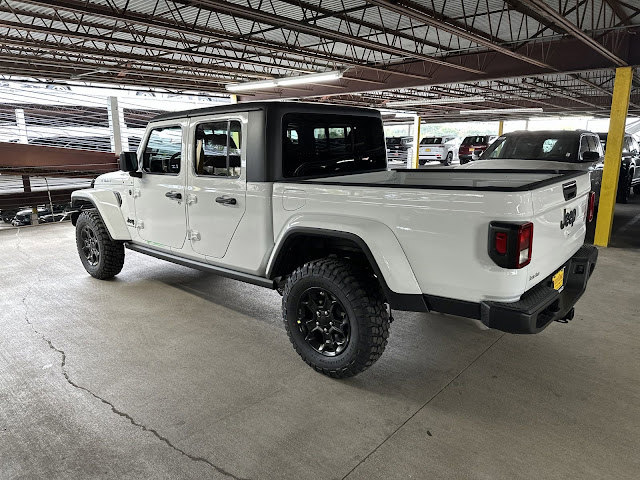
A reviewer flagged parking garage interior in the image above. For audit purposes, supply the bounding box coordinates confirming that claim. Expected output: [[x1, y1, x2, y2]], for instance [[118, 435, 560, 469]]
[[1, 1, 639, 479]]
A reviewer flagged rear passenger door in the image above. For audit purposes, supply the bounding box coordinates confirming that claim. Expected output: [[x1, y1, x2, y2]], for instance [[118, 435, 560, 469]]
[[186, 115, 247, 259]]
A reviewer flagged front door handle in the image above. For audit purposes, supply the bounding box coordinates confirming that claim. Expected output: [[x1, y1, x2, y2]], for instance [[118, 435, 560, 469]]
[[165, 191, 182, 200], [215, 196, 237, 206]]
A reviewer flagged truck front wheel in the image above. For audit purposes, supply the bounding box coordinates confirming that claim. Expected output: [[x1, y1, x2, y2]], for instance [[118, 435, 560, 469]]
[[75, 209, 125, 279], [282, 258, 390, 378]]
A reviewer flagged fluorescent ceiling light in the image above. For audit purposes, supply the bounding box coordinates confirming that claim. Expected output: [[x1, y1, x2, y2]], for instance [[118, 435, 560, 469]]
[[387, 96, 485, 107], [226, 80, 277, 92], [226, 70, 342, 92], [460, 108, 543, 115], [277, 70, 342, 86]]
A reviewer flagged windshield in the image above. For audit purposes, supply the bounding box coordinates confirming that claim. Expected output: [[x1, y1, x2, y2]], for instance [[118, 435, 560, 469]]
[[386, 137, 402, 146], [462, 136, 487, 144], [420, 137, 443, 145], [481, 134, 579, 162]]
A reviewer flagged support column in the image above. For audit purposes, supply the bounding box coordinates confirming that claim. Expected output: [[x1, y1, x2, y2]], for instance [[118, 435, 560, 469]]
[[498, 120, 504, 136], [15, 109, 28, 144], [411, 116, 421, 169], [107, 96, 125, 155], [594, 66, 633, 247], [230, 94, 238, 104]]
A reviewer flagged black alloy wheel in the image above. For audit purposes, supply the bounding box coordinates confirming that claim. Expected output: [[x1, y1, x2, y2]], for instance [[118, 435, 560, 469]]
[[80, 225, 100, 266], [75, 209, 125, 279], [296, 287, 351, 356]]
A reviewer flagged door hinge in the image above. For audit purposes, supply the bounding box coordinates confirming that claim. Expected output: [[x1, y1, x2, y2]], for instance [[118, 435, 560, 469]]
[[186, 194, 198, 205], [188, 229, 201, 241]]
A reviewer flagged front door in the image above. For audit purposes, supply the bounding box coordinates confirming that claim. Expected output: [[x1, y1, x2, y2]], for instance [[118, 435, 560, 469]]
[[187, 116, 247, 258], [134, 123, 187, 249]]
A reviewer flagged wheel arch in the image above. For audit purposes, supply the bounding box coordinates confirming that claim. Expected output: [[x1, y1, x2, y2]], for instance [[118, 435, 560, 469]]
[[71, 189, 131, 241], [267, 224, 426, 311]]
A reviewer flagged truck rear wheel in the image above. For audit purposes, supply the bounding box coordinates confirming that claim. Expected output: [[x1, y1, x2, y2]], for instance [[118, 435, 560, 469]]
[[75, 209, 125, 279], [282, 258, 390, 378]]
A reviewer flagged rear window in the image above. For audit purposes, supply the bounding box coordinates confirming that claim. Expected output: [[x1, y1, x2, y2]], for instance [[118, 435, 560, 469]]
[[420, 137, 443, 145], [481, 133, 580, 162], [386, 137, 402, 146], [282, 113, 386, 178], [462, 136, 487, 144]]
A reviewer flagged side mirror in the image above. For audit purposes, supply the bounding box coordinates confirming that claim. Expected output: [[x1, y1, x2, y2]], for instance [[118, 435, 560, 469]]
[[582, 151, 600, 161], [119, 152, 141, 177], [119, 151, 138, 171]]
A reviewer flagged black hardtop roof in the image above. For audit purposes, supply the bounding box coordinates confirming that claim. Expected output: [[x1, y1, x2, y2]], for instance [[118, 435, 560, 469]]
[[151, 101, 380, 123]]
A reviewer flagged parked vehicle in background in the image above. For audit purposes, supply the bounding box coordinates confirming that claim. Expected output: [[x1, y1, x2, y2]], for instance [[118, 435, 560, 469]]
[[70, 102, 597, 378], [10, 204, 69, 226], [418, 135, 459, 165], [468, 130, 604, 205], [1, 208, 19, 223], [597, 133, 640, 203], [40, 212, 74, 224], [385, 136, 413, 164], [459, 135, 497, 164]]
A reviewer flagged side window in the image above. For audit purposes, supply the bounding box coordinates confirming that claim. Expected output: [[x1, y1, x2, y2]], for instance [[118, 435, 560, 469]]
[[579, 136, 590, 157], [142, 126, 182, 174], [622, 136, 632, 153], [587, 136, 601, 154], [194, 120, 242, 178], [542, 139, 557, 153], [631, 138, 640, 154]]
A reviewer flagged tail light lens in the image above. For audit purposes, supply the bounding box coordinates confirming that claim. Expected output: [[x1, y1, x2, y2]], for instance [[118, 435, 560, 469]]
[[517, 223, 533, 268], [587, 191, 596, 222], [488, 222, 534, 269]]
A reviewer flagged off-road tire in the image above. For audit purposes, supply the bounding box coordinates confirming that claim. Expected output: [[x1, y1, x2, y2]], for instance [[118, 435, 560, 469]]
[[442, 151, 453, 166], [75, 209, 124, 279], [282, 258, 390, 378]]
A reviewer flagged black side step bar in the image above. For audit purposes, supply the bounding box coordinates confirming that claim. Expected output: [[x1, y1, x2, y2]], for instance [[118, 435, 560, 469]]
[[125, 243, 276, 289]]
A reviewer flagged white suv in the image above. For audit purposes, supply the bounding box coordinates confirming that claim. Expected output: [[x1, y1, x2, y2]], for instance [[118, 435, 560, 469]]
[[419, 135, 460, 165]]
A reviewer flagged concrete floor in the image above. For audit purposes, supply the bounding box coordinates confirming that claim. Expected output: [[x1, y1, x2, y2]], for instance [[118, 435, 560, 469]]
[[1, 218, 639, 479]]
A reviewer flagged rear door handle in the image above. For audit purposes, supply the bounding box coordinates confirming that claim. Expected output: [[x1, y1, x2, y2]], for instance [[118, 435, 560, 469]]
[[165, 191, 182, 200], [215, 196, 237, 206]]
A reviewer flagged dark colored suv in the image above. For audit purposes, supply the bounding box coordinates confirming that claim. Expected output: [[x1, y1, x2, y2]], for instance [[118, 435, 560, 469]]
[[385, 136, 413, 163], [597, 133, 640, 203], [458, 135, 497, 164]]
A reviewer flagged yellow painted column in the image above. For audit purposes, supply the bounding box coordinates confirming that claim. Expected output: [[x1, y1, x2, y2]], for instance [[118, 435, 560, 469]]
[[498, 120, 504, 136], [412, 116, 421, 169], [594, 66, 633, 247]]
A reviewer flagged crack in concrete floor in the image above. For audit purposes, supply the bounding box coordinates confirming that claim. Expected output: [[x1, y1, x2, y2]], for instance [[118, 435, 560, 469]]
[[20, 297, 251, 480]]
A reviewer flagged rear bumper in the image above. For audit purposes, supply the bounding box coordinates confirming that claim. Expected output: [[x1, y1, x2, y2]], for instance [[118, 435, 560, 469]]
[[480, 245, 598, 333]]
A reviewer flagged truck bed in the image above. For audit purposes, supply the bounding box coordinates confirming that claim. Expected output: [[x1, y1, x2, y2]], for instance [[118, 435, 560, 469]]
[[288, 168, 582, 191]]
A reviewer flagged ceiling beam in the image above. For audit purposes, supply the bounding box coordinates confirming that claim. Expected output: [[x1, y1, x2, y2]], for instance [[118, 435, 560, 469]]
[[178, 0, 484, 74], [365, 0, 556, 70], [510, 0, 628, 66]]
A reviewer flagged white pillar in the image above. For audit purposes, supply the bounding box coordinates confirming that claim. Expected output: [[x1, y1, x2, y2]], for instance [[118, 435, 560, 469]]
[[15, 109, 28, 144], [107, 96, 128, 154]]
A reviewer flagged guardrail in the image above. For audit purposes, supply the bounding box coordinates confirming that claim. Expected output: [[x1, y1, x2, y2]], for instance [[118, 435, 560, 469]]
[[0, 142, 117, 226]]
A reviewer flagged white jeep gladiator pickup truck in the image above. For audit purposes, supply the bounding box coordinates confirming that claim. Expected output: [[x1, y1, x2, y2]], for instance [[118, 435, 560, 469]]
[[71, 102, 598, 378]]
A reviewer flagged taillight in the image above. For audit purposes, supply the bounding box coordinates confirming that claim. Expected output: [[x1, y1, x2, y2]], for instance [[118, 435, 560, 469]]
[[495, 232, 508, 255], [587, 191, 596, 222], [516, 223, 533, 268], [488, 222, 534, 269]]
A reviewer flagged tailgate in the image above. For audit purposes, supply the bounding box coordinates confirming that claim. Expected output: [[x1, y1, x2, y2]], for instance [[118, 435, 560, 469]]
[[525, 173, 591, 291], [420, 145, 443, 154]]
